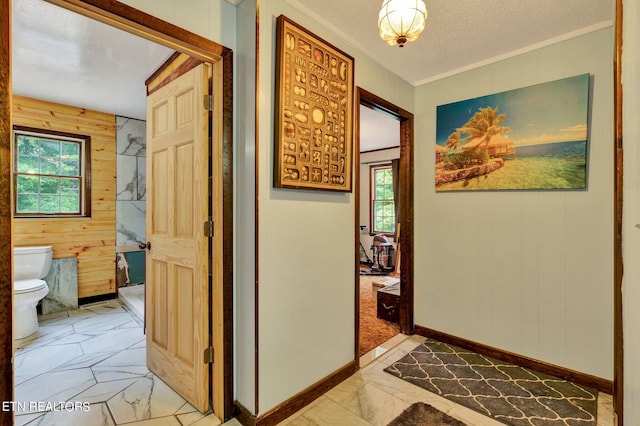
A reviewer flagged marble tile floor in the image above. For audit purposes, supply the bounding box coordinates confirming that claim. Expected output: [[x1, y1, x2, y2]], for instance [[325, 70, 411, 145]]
[[14, 300, 614, 426], [14, 299, 224, 426], [275, 335, 615, 426]]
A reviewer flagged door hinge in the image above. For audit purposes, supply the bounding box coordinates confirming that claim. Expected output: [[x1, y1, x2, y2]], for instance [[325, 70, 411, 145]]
[[204, 94, 214, 111], [204, 219, 214, 237], [204, 347, 214, 364]]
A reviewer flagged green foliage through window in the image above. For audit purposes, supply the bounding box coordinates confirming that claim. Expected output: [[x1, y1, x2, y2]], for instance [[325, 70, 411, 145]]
[[13, 129, 88, 216], [371, 165, 395, 234]]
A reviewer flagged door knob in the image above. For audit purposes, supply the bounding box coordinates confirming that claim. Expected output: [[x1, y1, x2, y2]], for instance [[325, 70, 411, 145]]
[[138, 241, 151, 250]]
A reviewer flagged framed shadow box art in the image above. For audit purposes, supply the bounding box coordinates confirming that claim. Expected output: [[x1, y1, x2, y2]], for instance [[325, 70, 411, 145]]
[[274, 15, 354, 191]]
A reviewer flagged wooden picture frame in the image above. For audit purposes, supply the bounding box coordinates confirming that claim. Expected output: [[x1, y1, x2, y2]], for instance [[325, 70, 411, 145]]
[[274, 15, 354, 191]]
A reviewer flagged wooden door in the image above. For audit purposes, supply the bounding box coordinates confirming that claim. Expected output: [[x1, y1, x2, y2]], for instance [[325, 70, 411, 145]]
[[145, 63, 211, 413]]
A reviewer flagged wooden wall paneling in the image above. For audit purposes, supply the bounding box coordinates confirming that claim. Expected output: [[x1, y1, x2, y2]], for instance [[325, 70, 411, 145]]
[[12, 96, 117, 298], [13, 219, 116, 235]]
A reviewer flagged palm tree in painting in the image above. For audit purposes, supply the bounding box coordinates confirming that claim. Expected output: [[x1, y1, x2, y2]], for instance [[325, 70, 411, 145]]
[[456, 106, 511, 152], [445, 131, 461, 152]]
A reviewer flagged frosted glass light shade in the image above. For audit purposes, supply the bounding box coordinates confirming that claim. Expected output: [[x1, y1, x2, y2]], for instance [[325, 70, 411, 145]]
[[378, 0, 427, 47]]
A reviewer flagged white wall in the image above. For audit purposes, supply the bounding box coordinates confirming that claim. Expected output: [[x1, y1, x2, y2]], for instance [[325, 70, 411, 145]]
[[118, 0, 237, 51], [622, 0, 640, 419], [256, 0, 413, 414], [414, 28, 614, 380]]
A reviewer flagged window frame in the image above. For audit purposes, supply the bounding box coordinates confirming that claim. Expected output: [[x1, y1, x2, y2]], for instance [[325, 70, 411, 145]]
[[370, 163, 395, 235], [13, 126, 92, 218]]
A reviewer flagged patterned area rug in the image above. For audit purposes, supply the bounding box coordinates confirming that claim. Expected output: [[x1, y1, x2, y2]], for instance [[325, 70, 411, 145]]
[[384, 339, 598, 426], [387, 402, 467, 426]]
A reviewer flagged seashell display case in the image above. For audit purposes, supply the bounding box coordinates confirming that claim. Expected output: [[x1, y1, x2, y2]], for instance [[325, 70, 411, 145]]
[[274, 15, 354, 192]]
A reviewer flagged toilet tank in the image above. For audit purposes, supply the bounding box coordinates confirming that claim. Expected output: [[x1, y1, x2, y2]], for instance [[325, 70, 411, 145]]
[[14, 246, 53, 280]]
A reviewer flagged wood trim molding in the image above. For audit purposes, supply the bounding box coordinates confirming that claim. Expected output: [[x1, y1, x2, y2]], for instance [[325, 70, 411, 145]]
[[78, 293, 117, 306], [415, 325, 613, 394], [145, 53, 204, 96], [221, 47, 235, 420], [12, 125, 93, 219], [0, 1, 13, 425], [236, 361, 357, 426], [234, 401, 257, 426], [613, 0, 623, 423], [254, 0, 261, 415], [360, 145, 400, 155], [44, 0, 227, 61], [354, 89, 362, 362], [356, 87, 415, 337], [145, 51, 181, 87], [398, 113, 414, 335]]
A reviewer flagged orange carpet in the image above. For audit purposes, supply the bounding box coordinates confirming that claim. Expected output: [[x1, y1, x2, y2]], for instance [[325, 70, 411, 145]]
[[359, 275, 400, 355]]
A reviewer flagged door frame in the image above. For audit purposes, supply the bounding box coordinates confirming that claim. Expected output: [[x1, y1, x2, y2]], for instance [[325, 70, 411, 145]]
[[355, 88, 414, 364], [613, 0, 623, 423], [0, 0, 234, 422]]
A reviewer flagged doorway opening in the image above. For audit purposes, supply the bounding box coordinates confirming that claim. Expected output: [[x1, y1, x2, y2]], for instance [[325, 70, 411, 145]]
[[357, 105, 401, 359], [2, 0, 234, 422], [355, 88, 414, 366]]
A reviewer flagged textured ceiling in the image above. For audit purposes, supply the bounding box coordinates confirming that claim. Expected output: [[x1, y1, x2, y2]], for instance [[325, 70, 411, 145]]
[[11, 0, 614, 150], [12, 0, 173, 120], [287, 0, 614, 86]]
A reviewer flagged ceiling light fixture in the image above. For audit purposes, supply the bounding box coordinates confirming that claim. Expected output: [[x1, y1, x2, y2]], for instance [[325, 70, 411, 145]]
[[378, 0, 427, 48]]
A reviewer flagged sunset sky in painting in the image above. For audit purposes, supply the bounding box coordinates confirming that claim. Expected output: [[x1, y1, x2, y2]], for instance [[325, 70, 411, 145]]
[[436, 74, 590, 148]]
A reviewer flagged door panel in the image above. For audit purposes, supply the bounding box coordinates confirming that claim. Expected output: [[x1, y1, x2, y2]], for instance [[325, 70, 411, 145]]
[[176, 144, 194, 236], [146, 63, 211, 413], [152, 260, 168, 349]]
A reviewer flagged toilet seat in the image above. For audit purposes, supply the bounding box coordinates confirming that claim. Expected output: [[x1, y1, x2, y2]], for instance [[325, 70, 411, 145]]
[[14, 279, 47, 294]]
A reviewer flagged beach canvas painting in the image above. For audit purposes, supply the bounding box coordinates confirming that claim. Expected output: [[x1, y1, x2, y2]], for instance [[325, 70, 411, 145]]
[[435, 74, 590, 191]]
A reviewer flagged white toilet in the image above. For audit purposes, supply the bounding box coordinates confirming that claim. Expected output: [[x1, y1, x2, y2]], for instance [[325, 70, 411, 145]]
[[13, 246, 52, 340]]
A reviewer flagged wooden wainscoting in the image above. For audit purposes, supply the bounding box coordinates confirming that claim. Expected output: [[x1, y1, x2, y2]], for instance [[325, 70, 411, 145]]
[[12, 96, 117, 298]]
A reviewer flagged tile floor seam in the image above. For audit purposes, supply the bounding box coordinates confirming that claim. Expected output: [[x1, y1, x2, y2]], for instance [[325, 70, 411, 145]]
[[326, 382, 407, 425], [357, 373, 411, 408], [16, 302, 219, 424]]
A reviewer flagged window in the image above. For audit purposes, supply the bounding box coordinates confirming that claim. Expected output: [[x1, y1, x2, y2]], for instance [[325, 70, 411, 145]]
[[371, 164, 395, 234], [13, 127, 91, 217]]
